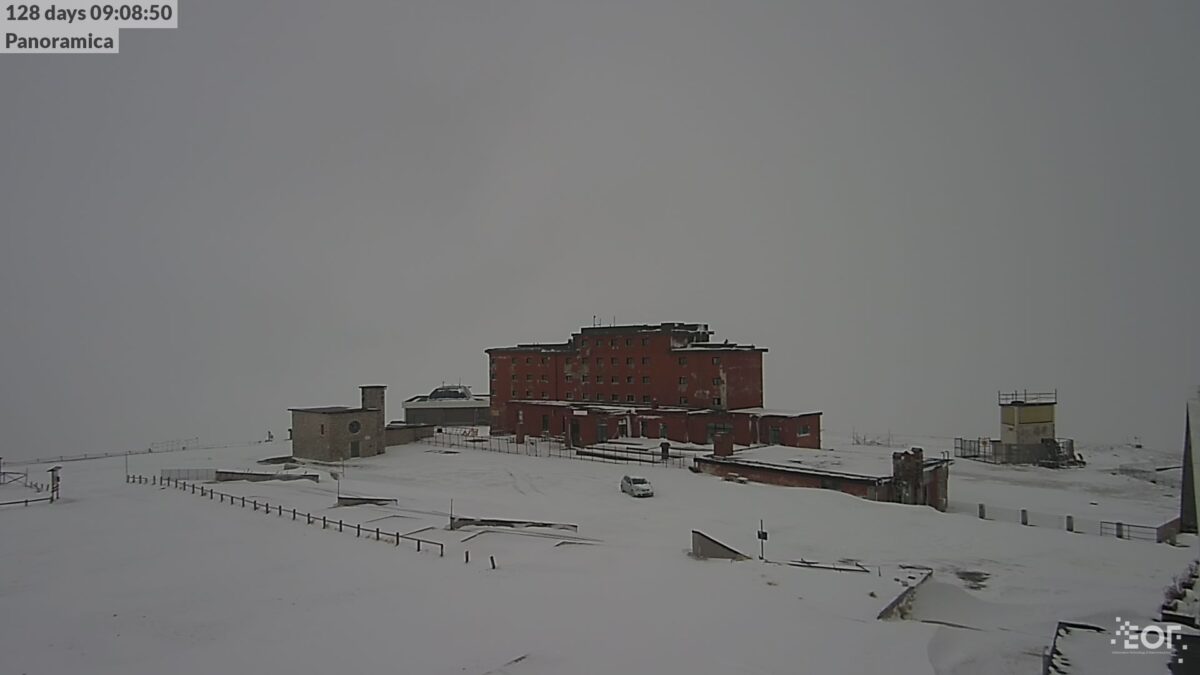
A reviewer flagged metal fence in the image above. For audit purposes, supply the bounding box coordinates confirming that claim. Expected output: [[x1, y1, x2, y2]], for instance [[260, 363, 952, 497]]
[[947, 499, 1177, 543], [4, 438, 259, 468], [430, 431, 692, 469], [125, 474, 446, 556]]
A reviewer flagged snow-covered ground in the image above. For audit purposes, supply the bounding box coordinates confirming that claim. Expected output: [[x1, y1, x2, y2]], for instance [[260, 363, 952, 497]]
[[0, 437, 1191, 674]]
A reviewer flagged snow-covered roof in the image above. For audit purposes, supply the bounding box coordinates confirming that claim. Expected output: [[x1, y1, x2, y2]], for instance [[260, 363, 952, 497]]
[[288, 406, 365, 415], [705, 445, 897, 480], [671, 341, 765, 352], [403, 397, 489, 409], [728, 407, 823, 417]]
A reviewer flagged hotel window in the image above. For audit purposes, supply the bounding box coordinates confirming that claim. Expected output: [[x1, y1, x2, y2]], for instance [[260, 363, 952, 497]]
[[627, 394, 635, 402], [713, 397, 722, 406], [596, 358, 603, 366], [642, 338, 649, 346], [625, 338, 632, 346], [581, 338, 588, 346], [611, 376, 618, 384], [525, 357, 532, 364], [610, 339, 616, 346], [526, 374, 532, 381], [626, 357, 633, 365], [712, 356, 721, 365], [566, 392, 574, 400], [611, 394, 619, 401], [680, 396, 688, 405], [511, 374, 516, 380], [642, 376, 650, 384], [642, 395, 651, 402], [540, 374, 548, 382], [713, 377, 722, 385], [678, 377, 686, 384], [583, 375, 589, 382], [542, 357, 549, 364], [641, 357, 649, 365], [582, 393, 590, 401], [799, 425, 811, 436], [626, 376, 633, 384], [611, 357, 618, 365], [565, 374, 573, 382], [511, 389, 517, 396], [678, 356, 687, 365], [542, 392, 549, 399], [525, 390, 532, 397]]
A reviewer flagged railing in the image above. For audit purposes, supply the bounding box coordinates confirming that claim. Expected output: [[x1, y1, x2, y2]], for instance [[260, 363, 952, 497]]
[[125, 474, 445, 557], [0, 495, 54, 508], [947, 499, 1177, 543], [430, 431, 691, 468], [0, 469, 58, 506], [998, 389, 1057, 405], [4, 438, 261, 468]]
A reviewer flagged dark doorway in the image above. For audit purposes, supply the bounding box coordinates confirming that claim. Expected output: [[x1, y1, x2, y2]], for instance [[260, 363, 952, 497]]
[[349, 441, 361, 458]]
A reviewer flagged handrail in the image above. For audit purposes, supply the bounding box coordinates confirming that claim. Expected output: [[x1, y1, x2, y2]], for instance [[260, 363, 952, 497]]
[[125, 474, 445, 557]]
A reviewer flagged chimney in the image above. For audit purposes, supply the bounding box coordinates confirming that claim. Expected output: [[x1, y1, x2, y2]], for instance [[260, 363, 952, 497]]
[[714, 433, 734, 457]]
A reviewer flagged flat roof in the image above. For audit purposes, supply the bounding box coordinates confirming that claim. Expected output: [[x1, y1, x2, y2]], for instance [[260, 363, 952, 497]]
[[708, 446, 894, 480], [487, 322, 766, 353], [729, 407, 824, 417], [508, 400, 820, 419], [671, 342, 765, 353], [699, 445, 949, 482], [403, 397, 489, 409], [288, 406, 367, 415]]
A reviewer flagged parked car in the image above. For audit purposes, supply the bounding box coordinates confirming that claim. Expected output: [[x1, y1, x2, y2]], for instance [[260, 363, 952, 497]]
[[621, 475, 654, 497]]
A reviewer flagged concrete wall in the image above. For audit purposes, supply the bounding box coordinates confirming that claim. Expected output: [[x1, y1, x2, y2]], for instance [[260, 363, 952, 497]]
[[384, 424, 436, 446], [290, 411, 332, 461], [404, 405, 490, 427], [694, 458, 880, 500], [691, 530, 750, 560]]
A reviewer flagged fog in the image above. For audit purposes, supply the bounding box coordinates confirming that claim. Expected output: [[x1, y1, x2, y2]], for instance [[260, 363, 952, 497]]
[[1, 1, 1196, 460]]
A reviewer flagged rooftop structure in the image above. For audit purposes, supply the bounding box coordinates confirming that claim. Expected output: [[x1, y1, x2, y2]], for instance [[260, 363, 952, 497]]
[[402, 385, 490, 427]]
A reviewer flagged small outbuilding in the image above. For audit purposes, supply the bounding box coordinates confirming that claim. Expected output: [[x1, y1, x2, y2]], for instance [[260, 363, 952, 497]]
[[694, 438, 950, 511], [289, 386, 388, 462]]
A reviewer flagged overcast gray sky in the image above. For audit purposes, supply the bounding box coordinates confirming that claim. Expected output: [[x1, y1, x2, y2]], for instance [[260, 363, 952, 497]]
[[1, 1, 1196, 460]]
